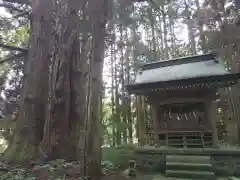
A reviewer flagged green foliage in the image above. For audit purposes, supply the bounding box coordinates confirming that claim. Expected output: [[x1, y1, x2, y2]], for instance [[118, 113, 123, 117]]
[[0, 159, 120, 180], [101, 160, 118, 175], [102, 145, 136, 168], [3, 141, 37, 164], [13, 26, 29, 46], [0, 168, 35, 180]]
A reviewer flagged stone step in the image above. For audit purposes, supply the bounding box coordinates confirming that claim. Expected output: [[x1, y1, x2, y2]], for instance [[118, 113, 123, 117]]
[[187, 139, 202, 142], [153, 177, 207, 180], [152, 175, 207, 180], [166, 155, 211, 164], [165, 170, 216, 180], [166, 162, 212, 171]]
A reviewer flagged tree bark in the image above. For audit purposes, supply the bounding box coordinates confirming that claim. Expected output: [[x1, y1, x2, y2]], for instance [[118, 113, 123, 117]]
[[162, 8, 169, 59], [3, 0, 52, 163], [86, 0, 108, 179], [39, 0, 86, 161], [184, 0, 197, 55], [110, 38, 116, 146], [148, 7, 157, 59], [125, 31, 132, 143], [119, 24, 127, 144], [115, 43, 121, 146]]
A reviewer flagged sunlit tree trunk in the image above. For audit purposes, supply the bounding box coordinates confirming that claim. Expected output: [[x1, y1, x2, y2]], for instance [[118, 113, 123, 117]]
[[184, 0, 197, 55], [125, 31, 132, 143], [119, 24, 127, 144], [195, 0, 207, 53], [115, 52, 121, 146], [168, 10, 177, 57], [110, 35, 116, 146], [156, 14, 165, 60], [148, 7, 157, 59], [161, 7, 169, 59], [86, 0, 109, 179]]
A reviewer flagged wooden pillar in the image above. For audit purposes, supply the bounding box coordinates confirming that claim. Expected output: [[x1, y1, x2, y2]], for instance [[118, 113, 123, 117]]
[[151, 104, 159, 146], [206, 100, 219, 147], [137, 96, 146, 146]]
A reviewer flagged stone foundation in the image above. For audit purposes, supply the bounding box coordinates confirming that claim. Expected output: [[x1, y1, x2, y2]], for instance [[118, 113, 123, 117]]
[[135, 152, 165, 173], [135, 147, 240, 176], [211, 155, 240, 176]]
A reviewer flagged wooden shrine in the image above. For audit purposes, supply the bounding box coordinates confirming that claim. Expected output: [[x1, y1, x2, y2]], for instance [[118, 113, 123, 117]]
[[126, 53, 240, 148]]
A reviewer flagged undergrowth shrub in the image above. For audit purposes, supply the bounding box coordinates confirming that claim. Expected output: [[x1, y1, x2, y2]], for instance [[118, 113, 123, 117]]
[[102, 144, 136, 168], [0, 168, 35, 180]]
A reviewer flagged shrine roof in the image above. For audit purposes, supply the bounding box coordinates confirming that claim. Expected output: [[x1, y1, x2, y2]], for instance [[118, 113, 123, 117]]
[[126, 53, 240, 94], [135, 53, 229, 84]]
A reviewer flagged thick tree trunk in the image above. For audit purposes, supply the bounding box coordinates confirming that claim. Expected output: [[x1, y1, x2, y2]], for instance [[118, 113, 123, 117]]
[[39, 0, 86, 161], [3, 0, 52, 163]]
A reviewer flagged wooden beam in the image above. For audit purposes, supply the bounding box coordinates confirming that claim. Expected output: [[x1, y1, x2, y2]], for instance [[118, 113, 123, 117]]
[[136, 96, 146, 146], [158, 98, 205, 106], [126, 73, 240, 95]]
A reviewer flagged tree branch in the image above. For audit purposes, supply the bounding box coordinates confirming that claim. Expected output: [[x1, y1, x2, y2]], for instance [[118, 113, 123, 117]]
[[12, 11, 29, 18], [0, 53, 26, 65], [0, 3, 26, 12], [0, 43, 28, 52], [2, 0, 31, 6]]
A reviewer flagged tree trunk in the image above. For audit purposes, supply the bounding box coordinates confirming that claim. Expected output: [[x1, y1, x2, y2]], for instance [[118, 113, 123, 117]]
[[162, 8, 169, 59], [86, 0, 108, 179], [125, 32, 132, 143], [3, 0, 52, 163], [157, 14, 165, 60], [195, 0, 207, 53], [184, 0, 197, 55], [120, 24, 127, 144], [168, 12, 177, 57], [110, 37, 116, 146], [39, 0, 86, 161], [148, 7, 157, 59], [115, 45, 121, 146]]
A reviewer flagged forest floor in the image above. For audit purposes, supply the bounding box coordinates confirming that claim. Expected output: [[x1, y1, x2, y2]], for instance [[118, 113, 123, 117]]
[[1, 146, 240, 179], [0, 157, 239, 180], [0, 160, 239, 180]]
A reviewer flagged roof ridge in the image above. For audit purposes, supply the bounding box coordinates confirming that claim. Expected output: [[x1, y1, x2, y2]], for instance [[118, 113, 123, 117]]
[[141, 53, 217, 71]]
